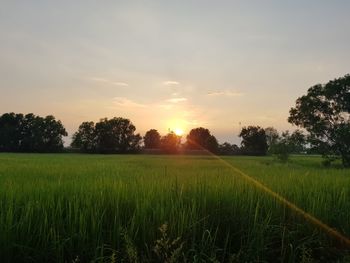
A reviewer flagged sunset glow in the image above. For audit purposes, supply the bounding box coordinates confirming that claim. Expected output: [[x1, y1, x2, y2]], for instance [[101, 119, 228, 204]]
[[174, 128, 184, 136], [1, 1, 349, 145], [166, 118, 187, 137]]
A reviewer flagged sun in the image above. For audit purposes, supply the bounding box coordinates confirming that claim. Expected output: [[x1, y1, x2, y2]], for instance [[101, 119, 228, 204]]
[[174, 128, 184, 136], [166, 119, 186, 136]]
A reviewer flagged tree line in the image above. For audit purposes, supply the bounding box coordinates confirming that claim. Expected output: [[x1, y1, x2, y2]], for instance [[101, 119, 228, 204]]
[[0, 113, 305, 156], [0, 74, 349, 166], [0, 113, 67, 152]]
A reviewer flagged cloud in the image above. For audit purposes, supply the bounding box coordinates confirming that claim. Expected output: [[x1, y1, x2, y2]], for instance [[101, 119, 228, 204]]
[[157, 104, 174, 110], [90, 77, 128, 87], [90, 77, 109, 83], [207, 90, 244, 97], [166, 98, 188, 103], [257, 115, 276, 121], [163, 81, 180, 86], [113, 97, 146, 108], [111, 82, 129, 87]]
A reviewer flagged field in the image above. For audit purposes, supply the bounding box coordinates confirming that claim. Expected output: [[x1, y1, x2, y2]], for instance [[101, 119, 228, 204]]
[[0, 154, 349, 262]]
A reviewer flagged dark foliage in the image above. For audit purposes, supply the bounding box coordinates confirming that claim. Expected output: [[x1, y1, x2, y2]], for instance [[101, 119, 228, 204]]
[[72, 117, 141, 153], [265, 127, 279, 150], [239, 126, 268, 156], [218, 142, 240, 155], [143, 129, 161, 149], [289, 74, 350, 167], [269, 129, 307, 162], [186, 127, 219, 153], [0, 112, 67, 152], [160, 132, 181, 154], [71, 122, 96, 153]]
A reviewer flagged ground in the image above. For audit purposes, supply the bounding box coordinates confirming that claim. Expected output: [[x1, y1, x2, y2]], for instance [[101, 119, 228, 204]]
[[0, 153, 349, 262]]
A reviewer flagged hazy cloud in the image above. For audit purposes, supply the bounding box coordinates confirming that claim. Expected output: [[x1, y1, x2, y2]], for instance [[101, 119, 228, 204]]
[[157, 104, 174, 110], [90, 77, 128, 87], [111, 82, 129, 87], [207, 90, 244, 97], [166, 98, 188, 103], [163, 81, 180, 86], [113, 97, 146, 108], [90, 77, 109, 83]]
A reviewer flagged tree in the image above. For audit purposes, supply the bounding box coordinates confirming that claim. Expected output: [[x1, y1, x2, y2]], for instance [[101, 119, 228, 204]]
[[239, 126, 268, 155], [186, 127, 219, 153], [269, 130, 307, 162], [284, 130, 306, 154], [265, 127, 279, 150], [39, 115, 68, 152], [218, 142, 240, 155], [160, 132, 181, 154], [0, 113, 23, 151], [0, 112, 67, 152], [205, 135, 219, 153], [72, 117, 141, 153], [143, 129, 161, 149], [71, 122, 96, 152], [289, 74, 350, 167]]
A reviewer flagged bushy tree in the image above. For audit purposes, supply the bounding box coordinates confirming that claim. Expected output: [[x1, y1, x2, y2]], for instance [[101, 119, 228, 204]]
[[72, 117, 141, 153], [269, 130, 307, 162], [160, 132, 181, 154], [289, 74, 350, 167], [239, 126, 268, 155], [186, 127, 219, 153], [40, 115, 68, 152], [71, 122, 96, 152], [0, 112, 67, 152], [265, 127, 279, 150], [0, 113, 23, 151], [283, 130, 306, 154], [218, 142, 240, 155], [205, 135, 219, 153], [143, 129, 161, 149]]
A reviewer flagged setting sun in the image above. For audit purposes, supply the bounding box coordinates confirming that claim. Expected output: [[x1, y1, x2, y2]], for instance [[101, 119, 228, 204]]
[[166, 118, 187, 137], [174, 128, 184, 136]]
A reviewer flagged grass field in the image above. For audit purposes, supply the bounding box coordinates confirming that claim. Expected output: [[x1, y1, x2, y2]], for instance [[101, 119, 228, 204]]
[[0, 153, 349, 262]]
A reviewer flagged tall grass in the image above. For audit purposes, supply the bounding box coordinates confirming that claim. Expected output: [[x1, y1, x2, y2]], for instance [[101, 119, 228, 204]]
[[0, 154, 349, 262]]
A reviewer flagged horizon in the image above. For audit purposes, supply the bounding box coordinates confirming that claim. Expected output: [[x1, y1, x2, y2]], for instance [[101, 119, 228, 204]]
[[1, 1, 350, 145]]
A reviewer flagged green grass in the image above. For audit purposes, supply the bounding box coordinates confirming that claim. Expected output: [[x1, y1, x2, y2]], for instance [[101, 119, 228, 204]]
[[0, 153, 349, 262]]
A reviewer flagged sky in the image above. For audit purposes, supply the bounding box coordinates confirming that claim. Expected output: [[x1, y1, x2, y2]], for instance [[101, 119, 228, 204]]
[[1, 1, 350, 145]]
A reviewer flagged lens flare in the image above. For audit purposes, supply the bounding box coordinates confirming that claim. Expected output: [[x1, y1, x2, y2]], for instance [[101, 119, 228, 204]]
[[187, 138, 350, 248]]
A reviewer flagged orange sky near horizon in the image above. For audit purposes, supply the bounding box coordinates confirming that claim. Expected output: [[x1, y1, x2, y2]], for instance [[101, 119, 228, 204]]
[[1, 1, 350, 144]]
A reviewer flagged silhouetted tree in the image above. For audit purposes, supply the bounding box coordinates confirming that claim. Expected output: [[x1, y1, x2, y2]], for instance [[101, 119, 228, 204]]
[[270, 139, 290, 162], [269, 130, 306, 162], [289, 74, 350, 167], [39, 115, 68, 152], [218, 142, 240, 155], [71, 122, 96, 152], [0, 112, 67, 152], [265, 127, 279, 150], [143, 129, 161, 149], [0, 113, 23, 151], [186, 127, 219, 153], [72, 117, 141, 153], [160, 132, 181, 154], [205, 135, 219, 153], [283, 130, 306, 154], [239, 126, 268, 155]]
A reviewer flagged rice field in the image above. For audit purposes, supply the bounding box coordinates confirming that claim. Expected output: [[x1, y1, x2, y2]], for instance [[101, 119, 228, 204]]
[[0, 153, 349, 262]]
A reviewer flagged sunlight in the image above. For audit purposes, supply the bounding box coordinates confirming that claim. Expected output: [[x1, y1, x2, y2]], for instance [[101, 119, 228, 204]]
[[174, 128, 184, 136], [166, 118, 187, 136]]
